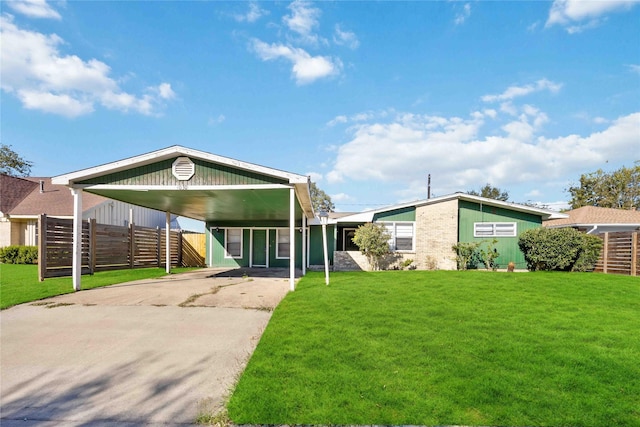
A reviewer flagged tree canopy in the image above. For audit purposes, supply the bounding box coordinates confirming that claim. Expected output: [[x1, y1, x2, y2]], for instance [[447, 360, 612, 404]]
[[567, 163, 639, 210], [467, 183, 509, 201], [0, 144, 33, 177], [310, 182, 335, 213]]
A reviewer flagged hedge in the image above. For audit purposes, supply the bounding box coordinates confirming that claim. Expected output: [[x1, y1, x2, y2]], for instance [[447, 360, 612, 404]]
[[0, 245, 38, 264], [518, 228, 602, 272]]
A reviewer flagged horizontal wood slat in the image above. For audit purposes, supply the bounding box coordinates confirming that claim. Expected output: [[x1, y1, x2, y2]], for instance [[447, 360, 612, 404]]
[[38, 215, 192, 280], [593, 231, 638, 276]]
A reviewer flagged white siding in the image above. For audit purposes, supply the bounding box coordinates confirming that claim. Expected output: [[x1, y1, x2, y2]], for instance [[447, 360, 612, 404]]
[[83, 201, 168, 228]]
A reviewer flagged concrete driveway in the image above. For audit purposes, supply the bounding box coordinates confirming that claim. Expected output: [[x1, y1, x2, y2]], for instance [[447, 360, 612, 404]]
[[1, 268, 292, 426]]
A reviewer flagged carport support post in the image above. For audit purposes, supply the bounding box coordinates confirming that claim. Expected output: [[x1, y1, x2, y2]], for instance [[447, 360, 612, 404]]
[[71, 187, 83, 291], [289, 187, 295, 291], [165, 212, 171, 274]]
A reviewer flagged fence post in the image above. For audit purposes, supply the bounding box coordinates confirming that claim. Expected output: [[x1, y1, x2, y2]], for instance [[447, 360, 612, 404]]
[[602, 232, 609, 274], [632, 232, 638, 277], [157, 226, 162, 268], [89, 219, 96, 275], [129, 223, 135, 269], [178, 231, 183, 267], [38, 214, 47, 281]]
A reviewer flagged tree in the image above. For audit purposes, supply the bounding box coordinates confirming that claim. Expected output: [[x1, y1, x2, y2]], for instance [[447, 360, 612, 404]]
[[467, 183, 509, 201], [352, 223, 391, 271], [567, 163, 640, 210], [310, 182, 334, 212], [0, 144, 33, 177]]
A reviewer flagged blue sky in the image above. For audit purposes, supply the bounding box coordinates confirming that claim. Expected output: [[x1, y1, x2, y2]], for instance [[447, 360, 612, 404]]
[[2, 0, 639, 225]]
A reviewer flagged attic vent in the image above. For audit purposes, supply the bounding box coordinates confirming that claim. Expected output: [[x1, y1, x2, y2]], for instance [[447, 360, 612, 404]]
[[172, 157, 195, 181]]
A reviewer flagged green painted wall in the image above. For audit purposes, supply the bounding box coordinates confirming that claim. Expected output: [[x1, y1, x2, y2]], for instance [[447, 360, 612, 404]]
[[308, 225, 335, 265], [207, 226, 306, 268], [458, 201, 542, 269], [373, 207, 416, 222], [78, 158, 288, 186]]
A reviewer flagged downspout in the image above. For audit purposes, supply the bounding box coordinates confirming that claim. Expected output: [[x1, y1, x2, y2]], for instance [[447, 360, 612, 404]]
[[586, 225, 598, 235]]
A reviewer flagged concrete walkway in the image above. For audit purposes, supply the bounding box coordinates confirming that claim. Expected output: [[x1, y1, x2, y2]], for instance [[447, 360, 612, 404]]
[[0, 268, 292, 426]]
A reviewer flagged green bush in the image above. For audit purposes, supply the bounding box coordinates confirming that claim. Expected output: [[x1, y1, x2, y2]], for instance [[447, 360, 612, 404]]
[[452, 241, 482, 270], [518, 228, 602, 272], [0, 245, 38, 264]]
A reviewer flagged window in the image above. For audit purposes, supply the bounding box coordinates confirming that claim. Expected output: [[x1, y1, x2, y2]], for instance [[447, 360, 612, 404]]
[[474, 222, 517, 237], [382, 222, 415, 251], [276, 229, 290, 258], [225, 229, 243, 258]]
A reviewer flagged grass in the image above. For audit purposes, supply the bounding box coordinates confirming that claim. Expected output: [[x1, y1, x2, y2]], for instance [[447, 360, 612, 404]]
[[227, 270, 640, 427], [0, 264, 199, 309]]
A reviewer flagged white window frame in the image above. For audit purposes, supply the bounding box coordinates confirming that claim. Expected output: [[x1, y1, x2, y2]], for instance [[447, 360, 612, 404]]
[[224, 228, 243, 259], [276, 228, 290, 259], [380, 221, 415, 252], [473, 222, 517, 237]]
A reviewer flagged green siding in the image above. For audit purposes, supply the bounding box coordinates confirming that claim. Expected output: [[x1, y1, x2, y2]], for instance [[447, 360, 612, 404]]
[[207, 226, 305, 268], [373, 207, 416, 222], [79, 158, 288, 186], [308, 225, 335, 265], [458, 201, 542, 269]]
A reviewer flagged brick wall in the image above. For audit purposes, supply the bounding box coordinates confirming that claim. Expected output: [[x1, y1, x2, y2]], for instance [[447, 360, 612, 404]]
[[415, 200, 458, 270]]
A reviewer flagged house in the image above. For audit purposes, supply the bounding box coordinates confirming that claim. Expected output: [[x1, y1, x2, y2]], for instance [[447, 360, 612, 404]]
[[325, 193, 567, 271], [50, 145, 568, 290], [0, 174, 174, 247], [543, 205, 640, 234]]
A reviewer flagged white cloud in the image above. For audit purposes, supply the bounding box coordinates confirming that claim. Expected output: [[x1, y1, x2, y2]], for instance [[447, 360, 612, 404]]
[[454, 3, 471, 25], [0, 15, 175, 117], [627, 64, 640, 74], [333, 24, 359, 49], [326, 106, 640, 201], [331, 192, 352, 202], [283, 0, 325, 46], [234, 2, 268, 23], [546, 0, 640, 32], [5, 0, 61, 20], [482, 79, 563, 103], [326, 115, 348, 127], [250, 38, 341, 84], [208, 114, 226, 126], [307, 171, 323, 182]]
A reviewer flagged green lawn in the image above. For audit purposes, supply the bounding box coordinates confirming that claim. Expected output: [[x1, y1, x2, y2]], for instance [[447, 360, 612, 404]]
[[0, 264, 198, 309], [227, 271, 640, 427]]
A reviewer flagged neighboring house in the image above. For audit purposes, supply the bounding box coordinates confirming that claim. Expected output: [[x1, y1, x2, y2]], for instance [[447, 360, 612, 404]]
[[325, 193, 567, 271], [543, 205, 640, 234], [0, 174, 175, 247]]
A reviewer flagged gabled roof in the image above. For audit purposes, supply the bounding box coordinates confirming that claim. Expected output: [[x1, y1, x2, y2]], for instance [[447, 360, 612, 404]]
[[331, 192, 567, 223], [544, 206, 640, 228], [5, 177, 106, 218], [52, 145, 314, 221], [52, 145, 309, 186]]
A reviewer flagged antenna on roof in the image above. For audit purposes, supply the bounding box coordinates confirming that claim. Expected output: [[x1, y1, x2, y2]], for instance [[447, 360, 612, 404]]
[[427, 174, 431, 200]]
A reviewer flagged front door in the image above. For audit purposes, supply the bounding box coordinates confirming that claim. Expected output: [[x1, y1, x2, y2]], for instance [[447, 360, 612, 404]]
[[252, 229, 268, 267]]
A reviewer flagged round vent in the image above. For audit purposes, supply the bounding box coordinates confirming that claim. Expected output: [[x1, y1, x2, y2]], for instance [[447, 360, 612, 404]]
[[172, 157, 195, 181]]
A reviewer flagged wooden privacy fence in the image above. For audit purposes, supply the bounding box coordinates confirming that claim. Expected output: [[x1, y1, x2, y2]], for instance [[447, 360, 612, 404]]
[[38, 215, 205, 280], [594, 231, 639, 276]]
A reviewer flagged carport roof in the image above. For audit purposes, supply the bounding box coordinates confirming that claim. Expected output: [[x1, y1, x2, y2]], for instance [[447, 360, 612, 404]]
[[52, 146, 314, 223]]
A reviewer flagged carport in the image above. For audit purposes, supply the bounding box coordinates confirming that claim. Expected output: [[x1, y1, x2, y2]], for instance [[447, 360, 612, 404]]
[[52, 146, 315, 292]]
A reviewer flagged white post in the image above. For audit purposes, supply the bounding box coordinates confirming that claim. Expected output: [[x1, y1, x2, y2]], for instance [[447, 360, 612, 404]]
[[320, 212, 330, 286], [71, 188, 83, 291], [301, 215, 307, 275], [165, 211, 171, 274], [289, 187, 295, 291]]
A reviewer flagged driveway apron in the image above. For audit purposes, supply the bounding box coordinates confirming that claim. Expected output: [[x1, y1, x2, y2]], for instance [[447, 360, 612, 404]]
[[1, 268, 291, 426]]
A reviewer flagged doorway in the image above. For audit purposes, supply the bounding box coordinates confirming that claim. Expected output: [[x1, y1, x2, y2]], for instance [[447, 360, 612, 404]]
[[251, 229, 268, 267]]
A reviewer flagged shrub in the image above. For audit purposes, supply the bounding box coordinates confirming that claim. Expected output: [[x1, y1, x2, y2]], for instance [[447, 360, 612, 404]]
[[573, 233, 603, 272], [478, 238, 500, 271], [452, 241, 482, 270], [0, 245, 38, 264], [518, 228, 602, 272], [352, 223, 391, 271]]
